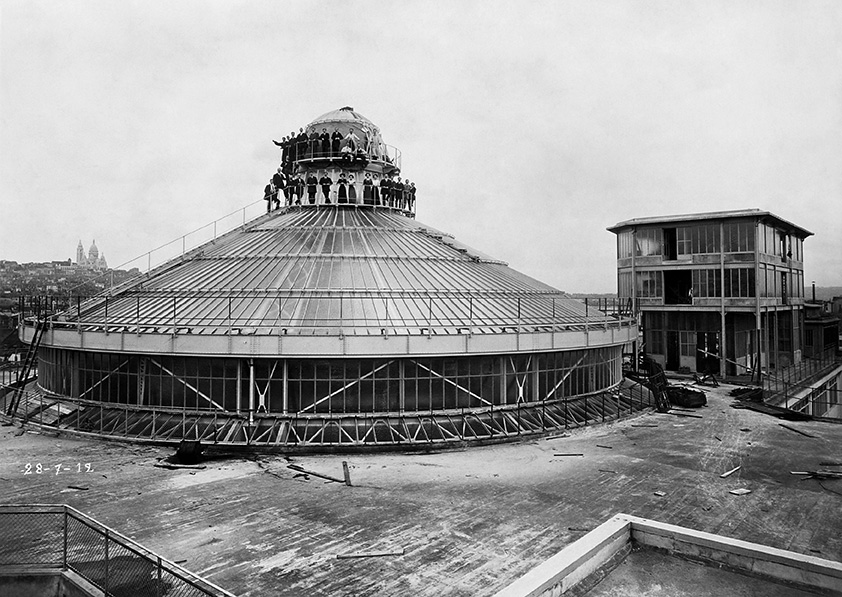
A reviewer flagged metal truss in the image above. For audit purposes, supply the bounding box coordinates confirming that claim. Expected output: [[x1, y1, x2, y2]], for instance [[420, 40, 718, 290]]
[[1, 383, 655, 450]]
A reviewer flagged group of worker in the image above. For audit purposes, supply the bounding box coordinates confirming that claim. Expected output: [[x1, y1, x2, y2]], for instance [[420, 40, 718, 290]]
[[273, 125, 390, 174], [263, 170, 416, 212]]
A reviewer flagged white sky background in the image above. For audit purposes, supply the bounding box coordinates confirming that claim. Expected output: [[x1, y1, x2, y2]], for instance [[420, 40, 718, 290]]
[[1, 0, 840, 293]]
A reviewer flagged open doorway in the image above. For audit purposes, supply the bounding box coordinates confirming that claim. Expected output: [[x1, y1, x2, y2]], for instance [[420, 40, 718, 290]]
[[664, 270, 692, 304], [696, 332, 720, 374]]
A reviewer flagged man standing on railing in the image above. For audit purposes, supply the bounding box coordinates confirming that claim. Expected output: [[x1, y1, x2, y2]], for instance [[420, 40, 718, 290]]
[[344, 128, 360, 152], [287, 132, 297, 161], [319, 171, 333, 203], [394, 177, 405, 209], [363, 172, 374, 205], [320, 128, 330, 158], [380, 175, 392, 206], [296, 128, 309, 160], [306, 172, 318, 204], [409, 181, 417, 211], [272, 168, 285, 210], [263, 180, 274, 213], [331, 127, 342, 157], [309, 129, 321, 158]]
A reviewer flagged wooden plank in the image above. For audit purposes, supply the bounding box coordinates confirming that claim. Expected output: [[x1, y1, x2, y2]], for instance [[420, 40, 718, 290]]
[[287, 464, 345, 484], [337, 548, 405, 559], [720, 466, 741, 478], [662, 412, 704, 419], [779, 424, 817, 439]]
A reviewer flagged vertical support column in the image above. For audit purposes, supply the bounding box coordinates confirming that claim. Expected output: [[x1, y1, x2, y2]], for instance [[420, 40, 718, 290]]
[[236, 360, 242, 416], [720, 220, 727, 378], [499, 356, 507, 406], [248, 358, 255, 426], [531, 354, 539, 404], [754, 222, 762, 383], [773, 307, 779, 379], [399, 359, 406, 412], [282, 359, 289, 414], [137, 358, 146, 405], [630, 227, 637, 319]]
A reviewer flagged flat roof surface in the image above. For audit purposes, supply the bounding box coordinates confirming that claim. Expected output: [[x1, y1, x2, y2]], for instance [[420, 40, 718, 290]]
[[608, 208, 813, 237], [587, 546, 821, 596], [2, 381, 841, 596]]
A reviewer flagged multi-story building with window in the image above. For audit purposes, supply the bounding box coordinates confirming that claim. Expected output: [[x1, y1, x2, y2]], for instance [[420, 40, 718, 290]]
[[608, 209, 812, 377]]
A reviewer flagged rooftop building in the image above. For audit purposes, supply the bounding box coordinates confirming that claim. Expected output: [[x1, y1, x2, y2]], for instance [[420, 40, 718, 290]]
[[608, 209, 811, 378]]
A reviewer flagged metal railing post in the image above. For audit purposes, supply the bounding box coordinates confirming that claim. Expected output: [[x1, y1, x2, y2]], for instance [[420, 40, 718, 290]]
[[62, 507, 68, 569], [104, 528, 110, 594], [157, 556, 163, 597]]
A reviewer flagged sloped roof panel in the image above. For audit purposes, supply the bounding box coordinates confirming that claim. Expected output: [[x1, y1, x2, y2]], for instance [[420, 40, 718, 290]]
[[72, 207, 613, 336]]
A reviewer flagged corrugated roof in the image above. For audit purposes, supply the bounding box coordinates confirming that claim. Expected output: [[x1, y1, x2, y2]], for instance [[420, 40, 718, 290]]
[[607, 209, 813, 237], [69, 207, 613, 336]]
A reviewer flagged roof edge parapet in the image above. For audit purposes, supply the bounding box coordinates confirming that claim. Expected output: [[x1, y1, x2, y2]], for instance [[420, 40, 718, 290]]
[[607, 208, 813, 238]]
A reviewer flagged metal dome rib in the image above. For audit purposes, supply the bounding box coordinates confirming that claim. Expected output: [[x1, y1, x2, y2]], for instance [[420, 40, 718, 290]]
[[71, 207, 610, 336]]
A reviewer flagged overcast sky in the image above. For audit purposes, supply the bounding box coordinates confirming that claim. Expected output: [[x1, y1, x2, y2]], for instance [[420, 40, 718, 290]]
[[1, 0, 840, 293]]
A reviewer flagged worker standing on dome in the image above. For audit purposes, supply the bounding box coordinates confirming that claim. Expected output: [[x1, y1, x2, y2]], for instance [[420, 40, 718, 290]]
[[319, 128, 330, 159], [306, 172, 318, 204], [380, 175, 392, 206], [337, 172, 349, 203], [272, 168, 285, 210], [331, 128, 342, 157], [373, 173, 382, 205], [348, 174, 358, 203], [319, 171, 333, 203], [409, 181, 417, 211], [363, 173, 374, 205], [295, 128, 308, 160], [263, 180, 274, 213], [344, 128, 360, 152], [309, 129, 321, 159]]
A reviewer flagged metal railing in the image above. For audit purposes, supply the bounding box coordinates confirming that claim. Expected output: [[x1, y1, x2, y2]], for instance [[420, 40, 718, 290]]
[[266, 184, 416, 215], [763, 354, 842, 418], [283, 140, 401, 171], [54, 199, 269, 301], [763, 354, 839, 392], [0, 504, 236, 597], [28, 295, 637, 338]]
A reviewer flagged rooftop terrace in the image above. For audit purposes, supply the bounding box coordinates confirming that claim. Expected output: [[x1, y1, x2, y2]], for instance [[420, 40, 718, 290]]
[[1, 380, 841, 596]]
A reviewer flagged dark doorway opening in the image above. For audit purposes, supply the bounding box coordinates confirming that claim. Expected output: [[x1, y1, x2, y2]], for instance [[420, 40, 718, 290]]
[[663, 228, 677, 261], [696, 332, 720, 374], [664, 270, 693, 305]]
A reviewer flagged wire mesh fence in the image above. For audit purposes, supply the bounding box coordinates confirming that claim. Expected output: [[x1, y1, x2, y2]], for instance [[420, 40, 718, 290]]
[[0, 508, 63, 566], [0, 504, 235, 597]]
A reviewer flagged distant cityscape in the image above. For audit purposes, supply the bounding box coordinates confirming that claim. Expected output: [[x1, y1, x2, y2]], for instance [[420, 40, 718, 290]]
[[0, 240, 138, 299]]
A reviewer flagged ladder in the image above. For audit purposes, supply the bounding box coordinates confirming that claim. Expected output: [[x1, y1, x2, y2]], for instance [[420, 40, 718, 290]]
[[639, 357, 671, 412], [5, 318, 47, 418]]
